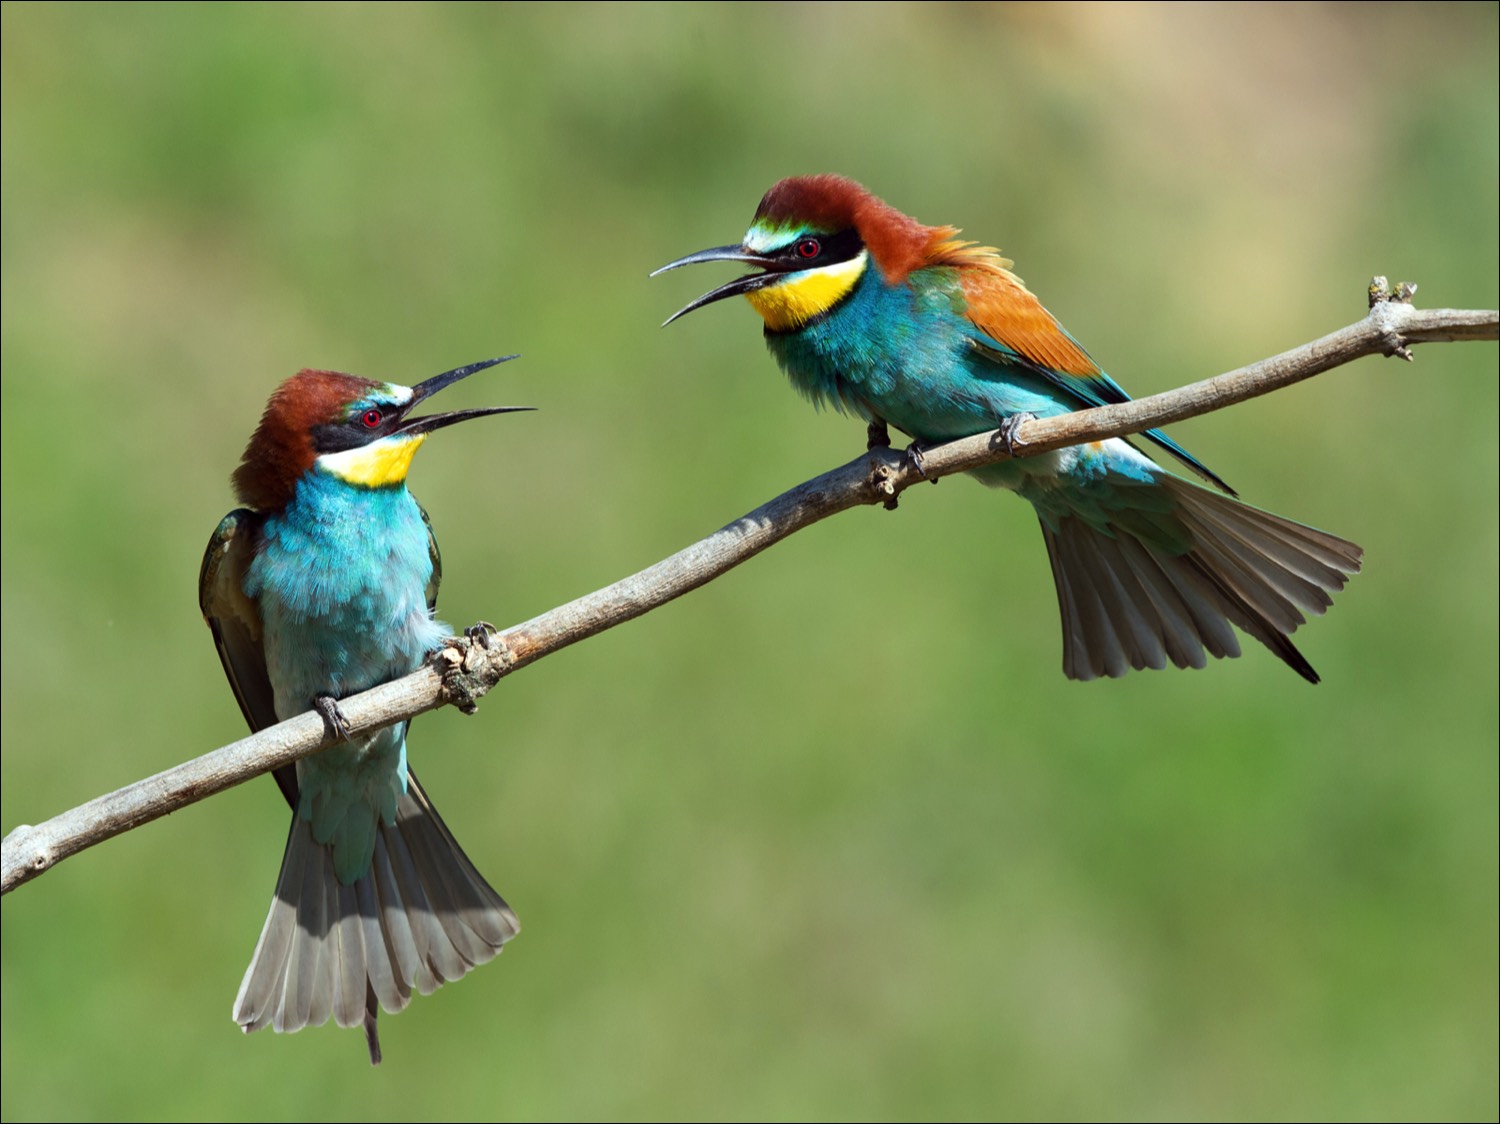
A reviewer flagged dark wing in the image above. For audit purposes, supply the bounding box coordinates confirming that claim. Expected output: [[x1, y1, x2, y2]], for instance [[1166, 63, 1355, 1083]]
[[200, 509, 297, 808], [392, 498, 445, 755], [417, 498, 442, 614]]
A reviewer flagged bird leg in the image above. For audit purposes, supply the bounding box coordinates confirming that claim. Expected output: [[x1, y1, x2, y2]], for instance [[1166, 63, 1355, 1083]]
[[865, 418, 892, 450], [312, 694, 354, 741], [994, 412, 1037, 458]]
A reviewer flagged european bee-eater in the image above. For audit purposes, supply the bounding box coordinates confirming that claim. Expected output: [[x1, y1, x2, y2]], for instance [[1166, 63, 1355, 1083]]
[[199, 357, 528, 1064], [656, 175, 1362, 682]]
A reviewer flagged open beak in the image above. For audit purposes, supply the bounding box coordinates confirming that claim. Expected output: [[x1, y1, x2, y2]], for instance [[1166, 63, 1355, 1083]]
[[398, 355, 534, 436], [652, 244, 785, 326]]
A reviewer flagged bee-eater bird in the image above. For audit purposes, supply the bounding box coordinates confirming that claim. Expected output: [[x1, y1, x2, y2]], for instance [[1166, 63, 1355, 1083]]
[[199, 357, 528, 1064], [655, 175, 1362, 682]]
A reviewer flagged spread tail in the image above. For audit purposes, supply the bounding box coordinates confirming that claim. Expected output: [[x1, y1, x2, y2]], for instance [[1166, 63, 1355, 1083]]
[[1037, 476, 1362, 682], [232, 769, 518, 1064]]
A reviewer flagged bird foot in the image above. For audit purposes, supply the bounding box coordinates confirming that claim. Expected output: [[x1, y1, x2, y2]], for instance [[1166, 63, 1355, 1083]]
[[994, 412, 1037, 457], [865, 418, 892, 451], [902, 440, 937, 480], [465, 621, 500, 649], [313, 695, 354, 741]]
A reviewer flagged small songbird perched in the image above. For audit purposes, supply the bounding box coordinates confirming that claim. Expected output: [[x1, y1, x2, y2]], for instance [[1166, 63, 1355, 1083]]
[[656, 175, 1362, 682], [200, 357, 529, 1063]]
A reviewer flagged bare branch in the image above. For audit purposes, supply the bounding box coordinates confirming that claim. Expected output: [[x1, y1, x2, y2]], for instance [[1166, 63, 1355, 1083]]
[[3, 296, 1495, 894]]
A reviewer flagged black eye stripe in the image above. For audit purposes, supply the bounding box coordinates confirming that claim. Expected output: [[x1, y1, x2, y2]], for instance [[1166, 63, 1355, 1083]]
[[779, 228, 863, 267], [311, 403, 401, 454]]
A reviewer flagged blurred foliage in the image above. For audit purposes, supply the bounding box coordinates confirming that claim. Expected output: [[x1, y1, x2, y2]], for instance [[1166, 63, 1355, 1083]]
[[2, 3, 1496, 1120]]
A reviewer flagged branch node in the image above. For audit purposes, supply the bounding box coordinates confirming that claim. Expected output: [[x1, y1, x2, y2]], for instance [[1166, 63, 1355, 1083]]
[[1368, 286, 1419, 361], [1, 825, 51, 891], [1367, 275, 1415, 309], [865, 456, 905, 511], [435, 624, 512, 715]]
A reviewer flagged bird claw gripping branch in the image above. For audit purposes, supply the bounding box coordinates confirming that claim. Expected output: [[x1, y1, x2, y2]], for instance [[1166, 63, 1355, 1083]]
[[313, 694, 355, 741]]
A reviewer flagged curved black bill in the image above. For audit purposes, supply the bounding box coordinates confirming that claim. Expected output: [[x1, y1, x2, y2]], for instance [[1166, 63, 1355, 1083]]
[[398, 405, 534, 437], [652, 245, 782, 326], [650, 244, 778, 277], [400, 355, 533, 436], [411, 354, 520, 405]]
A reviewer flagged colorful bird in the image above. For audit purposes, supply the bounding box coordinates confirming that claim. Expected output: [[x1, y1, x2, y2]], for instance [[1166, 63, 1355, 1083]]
[[200, 357, 528, 1063], [655, 175, 1362, 681]]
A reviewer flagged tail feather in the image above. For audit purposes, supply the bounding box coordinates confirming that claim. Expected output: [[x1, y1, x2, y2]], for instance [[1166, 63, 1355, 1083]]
[[333, 882, 366, 1030], [1190, 501, 1350, 598], [368, 827, 441, 995], [245, 820, 328, 1033], [1050, 531, 1110, 678], [1117, 526, 1229, 670], [1039, 477, 1361, 682], [355, 872, 405, 1015], [1057, 519, 1167, 676], [1113, 532, 1231, 668], [382, 801, 475, 985], [1174, 495, 1334, 622], [233, 768, 518, 1064], [1102, 535, 1194, 670]]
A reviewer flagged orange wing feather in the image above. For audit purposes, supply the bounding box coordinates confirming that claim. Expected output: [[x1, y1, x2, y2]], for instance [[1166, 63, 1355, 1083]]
[[945, 247, 1100, 378]]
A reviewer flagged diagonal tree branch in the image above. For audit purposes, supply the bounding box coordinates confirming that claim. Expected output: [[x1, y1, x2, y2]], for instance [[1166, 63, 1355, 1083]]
[[3, 291, 1495, 894]]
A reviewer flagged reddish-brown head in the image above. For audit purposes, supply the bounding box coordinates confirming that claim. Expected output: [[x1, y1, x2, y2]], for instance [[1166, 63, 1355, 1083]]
[[230, 357, 527, 512], [654, 174, 1014, 332], [232, 371, 386, 512], [748, 175, 947, 283]]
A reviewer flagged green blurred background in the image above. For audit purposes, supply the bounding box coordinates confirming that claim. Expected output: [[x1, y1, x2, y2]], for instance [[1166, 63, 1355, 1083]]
[[3, 4, 1495, 1120]]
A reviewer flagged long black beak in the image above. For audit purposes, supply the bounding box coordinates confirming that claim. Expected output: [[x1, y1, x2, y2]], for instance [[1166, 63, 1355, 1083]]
[[652, 245, 783, 326], [398, 355, 534, 436]]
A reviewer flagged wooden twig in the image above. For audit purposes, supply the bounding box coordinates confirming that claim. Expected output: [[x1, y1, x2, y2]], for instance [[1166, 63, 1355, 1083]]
[[2, 291, 1494, 894]]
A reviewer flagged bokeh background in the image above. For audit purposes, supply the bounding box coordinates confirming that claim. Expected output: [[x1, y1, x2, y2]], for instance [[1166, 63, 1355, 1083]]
[[3, 4, 1495, 1120]]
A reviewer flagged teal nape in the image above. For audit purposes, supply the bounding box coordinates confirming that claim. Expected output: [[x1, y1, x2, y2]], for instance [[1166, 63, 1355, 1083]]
[[199, 356, 531, 1064], [656, 175, 1362, 682]]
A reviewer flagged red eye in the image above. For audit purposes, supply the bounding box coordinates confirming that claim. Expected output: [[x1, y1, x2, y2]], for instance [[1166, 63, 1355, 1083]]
[[361, 408, 383, 428], [795, 237, 821, 260]]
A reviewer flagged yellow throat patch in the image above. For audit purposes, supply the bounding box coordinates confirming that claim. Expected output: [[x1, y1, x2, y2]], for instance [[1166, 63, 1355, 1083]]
[[744, 250, 867, 332], [319, 433, 427, 489]]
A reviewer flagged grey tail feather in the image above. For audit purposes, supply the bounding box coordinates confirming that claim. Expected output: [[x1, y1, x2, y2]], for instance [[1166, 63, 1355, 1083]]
[[363, 984, 381, 1065], [232, 768, 518, 1062], [1039, 476, 1363, 683]]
